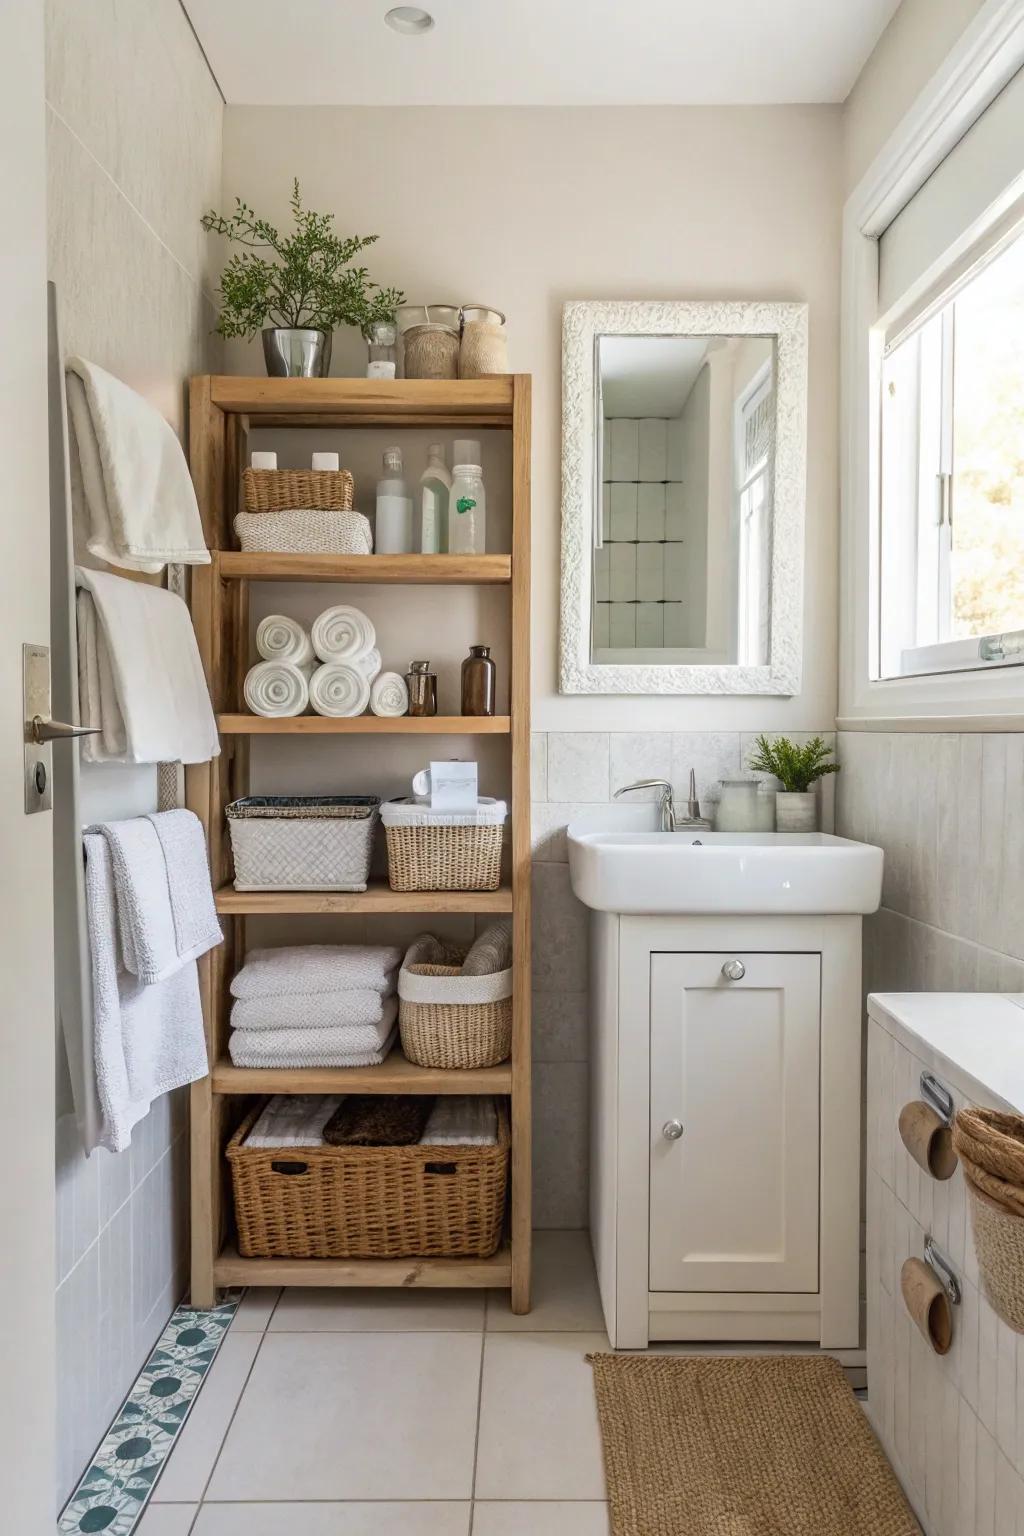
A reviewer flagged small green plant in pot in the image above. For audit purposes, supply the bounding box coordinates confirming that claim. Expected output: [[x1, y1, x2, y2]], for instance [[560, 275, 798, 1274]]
[[747, 734, 839, 831], [201, 179, 404, 378]]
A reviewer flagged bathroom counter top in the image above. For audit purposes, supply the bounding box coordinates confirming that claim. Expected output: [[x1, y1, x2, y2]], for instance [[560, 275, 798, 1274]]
[[868, 991, 1024, 1113]]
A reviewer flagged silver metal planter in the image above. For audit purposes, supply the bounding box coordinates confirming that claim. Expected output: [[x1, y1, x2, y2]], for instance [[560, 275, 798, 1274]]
[[261, 327, 332, 378]]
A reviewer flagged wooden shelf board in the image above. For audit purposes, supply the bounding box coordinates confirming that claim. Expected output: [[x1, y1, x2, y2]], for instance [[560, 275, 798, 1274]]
[[217, 714, 511, 735], [211, 1049, 512, 1096], [209, 376, 514, 420], [216, 552, 511, 585], [214, 882, 514, 915], [213, 1242, 513, 1290]]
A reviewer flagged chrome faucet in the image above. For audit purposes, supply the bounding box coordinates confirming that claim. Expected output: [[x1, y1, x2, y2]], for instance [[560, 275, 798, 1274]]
[[614, 778, 676, 831]]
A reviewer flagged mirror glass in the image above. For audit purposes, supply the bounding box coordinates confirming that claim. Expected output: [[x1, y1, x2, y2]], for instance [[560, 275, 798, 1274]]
[[593, 333, 776, 667]]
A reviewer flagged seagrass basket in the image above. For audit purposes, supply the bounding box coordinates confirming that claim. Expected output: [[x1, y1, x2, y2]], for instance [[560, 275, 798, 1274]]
[[398, 936, 513, 1070], [242, 467, 355, 513], [380, 799, 507, 892], [964, 1173, 1024, 1332], [227, 1099, 510, 1260]]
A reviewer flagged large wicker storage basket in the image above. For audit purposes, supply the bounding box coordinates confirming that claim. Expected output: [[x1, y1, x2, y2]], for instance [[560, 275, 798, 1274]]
[[227, 1099, 510, 1260], [226, 795, 379, 891], [381, 798, 507, 892], [242, 467, 355, 513], [399, 936, 513, 1069], [964, 1175, 1024, 1331]]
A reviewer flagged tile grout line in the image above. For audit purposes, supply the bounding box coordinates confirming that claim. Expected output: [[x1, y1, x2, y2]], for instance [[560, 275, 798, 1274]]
[[191, 1308, 271, 1513], [467, 1318, 488, 1536]]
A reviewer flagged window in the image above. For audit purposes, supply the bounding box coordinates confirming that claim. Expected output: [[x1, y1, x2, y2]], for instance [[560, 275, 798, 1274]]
[[735, 365, 773, 667], [879, 227, 1024, 678]]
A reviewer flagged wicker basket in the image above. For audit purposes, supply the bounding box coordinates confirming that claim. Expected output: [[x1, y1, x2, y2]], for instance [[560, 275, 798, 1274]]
[[227, 1099, 510, 1260], [226, 795, 379, 891], [399, 937, 513, 1069], [964, 1172, 1024, 1331], [242, 467, 355, 513], [954, 1107, 1024, 1187], [381, 798, 507, 892], [234, 508, 372, 555]]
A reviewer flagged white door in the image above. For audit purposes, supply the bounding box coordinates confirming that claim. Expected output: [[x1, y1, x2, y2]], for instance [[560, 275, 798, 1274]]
[[650, 951, 820, 1293], [0, 1, 56, 1524]]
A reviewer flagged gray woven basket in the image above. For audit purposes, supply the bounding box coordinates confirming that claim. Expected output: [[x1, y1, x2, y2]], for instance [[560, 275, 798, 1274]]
[[227, 796, 379, 891]]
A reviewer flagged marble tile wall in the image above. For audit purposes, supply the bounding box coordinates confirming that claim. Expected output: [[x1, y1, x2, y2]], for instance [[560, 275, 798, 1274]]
[[530, 727, 836, 1227], [46, 0, 222, 1508]]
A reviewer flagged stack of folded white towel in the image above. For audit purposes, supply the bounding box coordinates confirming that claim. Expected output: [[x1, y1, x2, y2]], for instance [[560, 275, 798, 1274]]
[[244, 607, 409, 720], [228, 943, 402, 1068], [243, 1093, 499, 1148]]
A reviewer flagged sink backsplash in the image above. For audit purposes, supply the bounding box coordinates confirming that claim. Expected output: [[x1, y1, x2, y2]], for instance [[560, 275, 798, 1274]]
[[529, 727, 835, 1226]]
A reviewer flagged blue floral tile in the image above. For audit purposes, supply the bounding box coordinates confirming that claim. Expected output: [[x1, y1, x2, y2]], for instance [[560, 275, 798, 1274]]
[[58, 1298, 238, 1534]]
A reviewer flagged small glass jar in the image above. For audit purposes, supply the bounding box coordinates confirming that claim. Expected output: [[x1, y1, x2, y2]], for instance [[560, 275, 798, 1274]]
[[448, 464, 487, 554], [366, 320, 398, 379], [461, 645, 496, 716], [405, 660, 437, 717]]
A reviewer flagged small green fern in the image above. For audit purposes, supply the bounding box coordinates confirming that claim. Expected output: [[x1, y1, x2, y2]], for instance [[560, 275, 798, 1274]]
[[747, 734, 839, 793]]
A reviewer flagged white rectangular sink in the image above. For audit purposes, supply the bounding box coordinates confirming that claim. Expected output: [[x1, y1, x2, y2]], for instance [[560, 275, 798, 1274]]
[[567, 821, 884, 915]]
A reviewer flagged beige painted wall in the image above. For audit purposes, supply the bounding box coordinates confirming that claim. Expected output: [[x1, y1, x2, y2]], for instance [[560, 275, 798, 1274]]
[[222, 105, 843, 734], [45, 0, 222, 1505], [843, 0, 988, 193]]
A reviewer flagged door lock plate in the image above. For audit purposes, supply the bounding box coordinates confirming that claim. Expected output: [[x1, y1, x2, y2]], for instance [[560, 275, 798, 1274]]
[[23, 643, 53, 814]]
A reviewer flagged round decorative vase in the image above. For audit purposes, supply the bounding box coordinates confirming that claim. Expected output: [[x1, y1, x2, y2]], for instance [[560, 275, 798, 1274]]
[[775, 790, 817, 832], [261, 327, 332, 378]]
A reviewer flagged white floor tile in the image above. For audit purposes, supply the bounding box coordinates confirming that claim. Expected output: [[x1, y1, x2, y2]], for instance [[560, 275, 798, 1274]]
[[207, 1332, 482, 1501], [488, 1231, 605, 1332], [136, 1505, 197, 1535], [270, 1287, 484, 1332], [475, 1333, 608, 1500], [472, 1503, 610, 1535], [151, 1332, 261, 1503], [193, 1504, 470, 1535], [231, 1289, 279, 1331]]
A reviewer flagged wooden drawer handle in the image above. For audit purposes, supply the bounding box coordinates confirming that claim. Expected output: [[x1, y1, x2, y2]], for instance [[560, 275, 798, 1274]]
[[899, 1100, 958, 1180], [901, 1256, 953, 1354]]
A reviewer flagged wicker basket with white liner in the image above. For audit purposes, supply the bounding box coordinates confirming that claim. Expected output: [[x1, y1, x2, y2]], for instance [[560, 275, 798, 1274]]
[[399, 926, 513, 1070], [381, 796, 507, 892], [226, 795, 379, 891]]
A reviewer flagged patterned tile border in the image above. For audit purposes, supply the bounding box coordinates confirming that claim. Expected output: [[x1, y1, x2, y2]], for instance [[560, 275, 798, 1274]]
[[58, 1298, 238, 1535]]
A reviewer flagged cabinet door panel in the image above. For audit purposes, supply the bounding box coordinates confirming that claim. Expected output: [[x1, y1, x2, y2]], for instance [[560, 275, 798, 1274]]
[[649, 951, 820, 1293]]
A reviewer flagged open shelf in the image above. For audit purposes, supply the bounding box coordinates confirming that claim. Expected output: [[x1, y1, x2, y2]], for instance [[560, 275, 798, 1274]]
[[216, 552, 511, 585], [211, 1049, 512, 1096], [217, 713, 511, 735], [214, 882, 514, 915], [208, 375, 514, 422], [213, 1241, 513, 1290]]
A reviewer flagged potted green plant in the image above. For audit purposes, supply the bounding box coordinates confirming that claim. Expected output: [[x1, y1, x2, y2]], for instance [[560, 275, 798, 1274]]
[[747, 734, 839, 831], [201, 180, 404, 378]]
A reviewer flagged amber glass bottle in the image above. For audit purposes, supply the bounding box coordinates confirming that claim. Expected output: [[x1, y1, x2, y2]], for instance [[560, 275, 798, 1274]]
[[461, 644, 496, 716]]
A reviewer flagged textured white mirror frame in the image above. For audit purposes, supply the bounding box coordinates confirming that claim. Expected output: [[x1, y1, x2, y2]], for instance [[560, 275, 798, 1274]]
[[559, 299, 808, 695]]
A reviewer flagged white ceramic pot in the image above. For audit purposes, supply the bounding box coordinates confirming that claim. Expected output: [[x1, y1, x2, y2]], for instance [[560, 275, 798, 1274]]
[[775, 790, 817, 832]]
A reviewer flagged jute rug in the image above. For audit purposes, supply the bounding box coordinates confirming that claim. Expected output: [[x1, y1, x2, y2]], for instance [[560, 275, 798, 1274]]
[[588, 1353, 921, 1535]]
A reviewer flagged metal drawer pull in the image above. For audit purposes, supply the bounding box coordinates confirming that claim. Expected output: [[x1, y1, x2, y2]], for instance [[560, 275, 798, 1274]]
[[721, 959, 745, 981], [920, 1071, 954, 1126], [924, 1235, 961, 1306], [662, 1120, 684, 1141]]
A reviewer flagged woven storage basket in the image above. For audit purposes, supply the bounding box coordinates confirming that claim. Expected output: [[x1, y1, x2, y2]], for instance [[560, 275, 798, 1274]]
[[234, 508, 372, 555], [399, 937, 513, 1069], [243, 467, 355, 513], [964, 1172, 1024, 1331], [227, 1099, 510, 1260], [954, 1107, 1024, 1187], [226, 795, 379, 891], [381, 798, 507, 892]]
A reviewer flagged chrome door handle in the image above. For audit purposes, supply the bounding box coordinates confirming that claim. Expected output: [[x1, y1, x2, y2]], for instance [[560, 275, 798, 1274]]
[[28, 715, 100, 744], [661, 1119, 684, 1141], [722, 959, 746, 981]]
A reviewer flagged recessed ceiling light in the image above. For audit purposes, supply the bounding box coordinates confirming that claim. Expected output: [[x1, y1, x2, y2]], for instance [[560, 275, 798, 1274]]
[[385, 6, 434, 34]]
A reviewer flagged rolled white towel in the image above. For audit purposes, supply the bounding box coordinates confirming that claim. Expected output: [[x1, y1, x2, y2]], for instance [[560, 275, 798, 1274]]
[[244, 659, 310, 717], [311, 604, 376, 663], [354, 646, 382, 681], [371, 671, 409, 717], [308, 662, 371, 718], [256, 614, 314, 668]]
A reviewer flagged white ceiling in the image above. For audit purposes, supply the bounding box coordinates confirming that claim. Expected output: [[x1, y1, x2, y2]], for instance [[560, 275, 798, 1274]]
[[600, 336, 709, 417], [185, 0, 901, 107]]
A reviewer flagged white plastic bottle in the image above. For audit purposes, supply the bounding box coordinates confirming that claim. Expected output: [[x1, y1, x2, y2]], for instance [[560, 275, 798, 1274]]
[[448, 462, 486, 554], [375, 446, 413, 554], [419, 443, 452, 554]]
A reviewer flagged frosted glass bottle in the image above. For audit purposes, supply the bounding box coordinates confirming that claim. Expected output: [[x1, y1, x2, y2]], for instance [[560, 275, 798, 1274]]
[[448, 463, 486, 555], [375, 446, 413, 554], [419, 443, 451, 554]]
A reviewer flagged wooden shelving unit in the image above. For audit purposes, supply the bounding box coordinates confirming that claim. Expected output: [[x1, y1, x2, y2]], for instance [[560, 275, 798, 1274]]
[[186, 375, 532, 1311]]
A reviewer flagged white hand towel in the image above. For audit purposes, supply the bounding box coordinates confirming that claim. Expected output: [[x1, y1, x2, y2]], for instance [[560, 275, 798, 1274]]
[[308, 662, 370, 718], [421, 1096, 498, 1146], [244, 659, 311, 718], [229, 1008, 398, 1069], [256, 614, 314, 669], [145, 809, 222, 962], [83, 833, 209, 1153], [231, 944, 402, 999], [245, 1094, 344, 1148], [370, 671, 409, 717], [231, 989, 393, 1032], [311, 604, 376, 663], [76, 567, 220, 765], [355, 647, 382, 681], [66, 357, 209, 573]]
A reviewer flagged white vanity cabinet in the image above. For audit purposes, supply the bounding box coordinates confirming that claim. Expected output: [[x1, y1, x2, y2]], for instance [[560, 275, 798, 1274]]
[[590, 912, 863, 1350]]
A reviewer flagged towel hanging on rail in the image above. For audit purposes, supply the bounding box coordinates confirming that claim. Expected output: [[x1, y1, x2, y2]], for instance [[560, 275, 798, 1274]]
[[65, 356, 209, 572]]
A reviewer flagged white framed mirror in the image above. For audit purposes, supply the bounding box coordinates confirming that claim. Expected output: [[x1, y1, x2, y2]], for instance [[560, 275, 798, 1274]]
[[559, 299, 808, 695]]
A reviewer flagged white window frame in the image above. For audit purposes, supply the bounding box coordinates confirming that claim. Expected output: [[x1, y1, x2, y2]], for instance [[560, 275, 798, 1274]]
[[840, 0, 1024, 729], [734, 362, 773, 667]]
